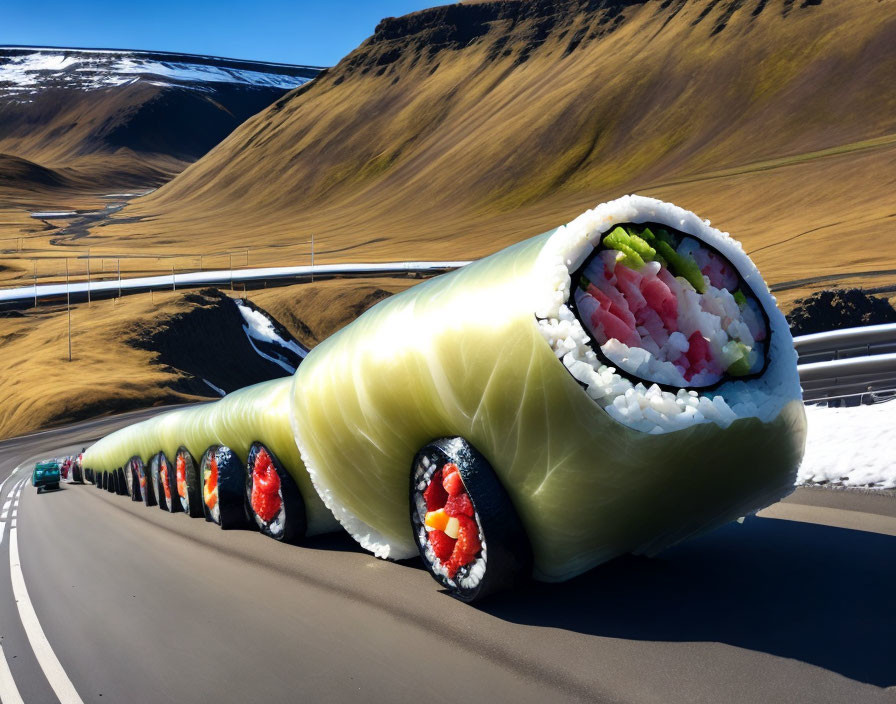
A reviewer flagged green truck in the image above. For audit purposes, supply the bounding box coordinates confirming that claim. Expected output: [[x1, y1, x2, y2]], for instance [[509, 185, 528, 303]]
[[32, 460, 61, 493]]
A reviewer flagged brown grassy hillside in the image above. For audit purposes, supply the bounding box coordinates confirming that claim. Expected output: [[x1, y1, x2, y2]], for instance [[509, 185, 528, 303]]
[[3, 0, 896, 438], [0, 277, 415, 439], [77, 0, 896, 298]]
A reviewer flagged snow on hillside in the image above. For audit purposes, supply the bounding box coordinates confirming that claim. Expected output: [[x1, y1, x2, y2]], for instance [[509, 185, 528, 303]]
[[0, 47, 322, 99], [235, 298, 308, 374], [798, 402, 896, 490]]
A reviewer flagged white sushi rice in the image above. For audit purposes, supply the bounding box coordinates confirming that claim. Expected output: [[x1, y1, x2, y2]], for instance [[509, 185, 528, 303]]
[[288, 383, 417, 560], [534, 195, 802, 434]]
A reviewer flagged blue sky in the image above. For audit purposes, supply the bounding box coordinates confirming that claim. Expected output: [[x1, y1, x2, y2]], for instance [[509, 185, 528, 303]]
[[2, 1, 443, 67]]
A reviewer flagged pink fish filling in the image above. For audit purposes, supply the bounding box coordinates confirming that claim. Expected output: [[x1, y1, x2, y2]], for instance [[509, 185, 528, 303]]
[[574, 240, 767, 388]]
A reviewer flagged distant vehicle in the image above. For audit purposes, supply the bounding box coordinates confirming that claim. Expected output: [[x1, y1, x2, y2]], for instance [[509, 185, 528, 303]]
[[71, 452, 85, 483], [32, 460, 61, 493]]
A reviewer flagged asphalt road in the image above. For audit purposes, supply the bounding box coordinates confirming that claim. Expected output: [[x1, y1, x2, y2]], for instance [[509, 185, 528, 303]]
[[1, 414, 894, 704]]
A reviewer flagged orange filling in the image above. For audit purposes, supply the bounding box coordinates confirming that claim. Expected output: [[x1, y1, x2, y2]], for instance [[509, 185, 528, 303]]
[[203, 456, 219, 510]]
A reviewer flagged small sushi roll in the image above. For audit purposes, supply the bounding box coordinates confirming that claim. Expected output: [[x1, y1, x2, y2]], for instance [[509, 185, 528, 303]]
[[149, 453, 165, 509], [126, 457, 143, 502], [174, 449, 203, 517], [411, 438, 532, 602], [245, 443, 306, 542], [157, 454, 181, 513], [141, 459, 157, 507], [200, 446, 252, 529], [115, 467, 128, 496], [105, 470, 115, 493]]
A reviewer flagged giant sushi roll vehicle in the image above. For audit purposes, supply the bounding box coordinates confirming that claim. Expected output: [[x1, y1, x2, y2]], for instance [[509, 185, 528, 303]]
[[82, 195, 807, 602]]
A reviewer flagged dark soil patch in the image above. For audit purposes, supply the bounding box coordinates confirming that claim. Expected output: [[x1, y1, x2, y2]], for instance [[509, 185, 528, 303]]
[[129, 288, 303, 396], [787, 288, 896, 335]]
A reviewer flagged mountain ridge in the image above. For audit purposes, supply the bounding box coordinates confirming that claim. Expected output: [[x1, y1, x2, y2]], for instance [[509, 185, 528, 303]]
[[0, 46, 324, 206]]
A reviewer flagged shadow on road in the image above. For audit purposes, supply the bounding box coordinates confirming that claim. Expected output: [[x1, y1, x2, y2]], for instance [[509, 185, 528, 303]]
[[479, 516, 895, 687], [34, 485, 68, 495]]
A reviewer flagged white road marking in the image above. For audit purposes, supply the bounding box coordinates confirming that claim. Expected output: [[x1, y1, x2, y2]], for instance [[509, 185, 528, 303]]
[[2, 501, 10, 511], [0, 469, 19, 500], [0, 521, 5, 546], [8, 492, 85, 703], [0, 642, 25, 704]]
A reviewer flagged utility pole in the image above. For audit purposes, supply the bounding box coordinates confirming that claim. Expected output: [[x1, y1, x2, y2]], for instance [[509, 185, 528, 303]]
[[66, 258, 72, 362]]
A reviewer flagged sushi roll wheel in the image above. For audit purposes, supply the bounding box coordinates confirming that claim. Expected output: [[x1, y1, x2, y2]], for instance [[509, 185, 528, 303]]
[[245, 443, 306, 542], [158, 454, 181, 513], [410, 438, 533, 602], [149, 454, 164, 509], [116, 467, 128, 496], [127, 458, 142, 502], [175, 449, 204, 518], [141, 459, 157, 507], [200, 446, 252, 529], [105, 470, 115, 493]]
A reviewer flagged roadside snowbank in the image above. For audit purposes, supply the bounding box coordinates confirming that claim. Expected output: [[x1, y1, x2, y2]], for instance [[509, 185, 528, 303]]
[[798, 402, 896, 489]]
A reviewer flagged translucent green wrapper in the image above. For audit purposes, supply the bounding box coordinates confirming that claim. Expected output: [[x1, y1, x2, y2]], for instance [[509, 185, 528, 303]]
[[84, 378, 338, 536], [291, 234, 808, 581]]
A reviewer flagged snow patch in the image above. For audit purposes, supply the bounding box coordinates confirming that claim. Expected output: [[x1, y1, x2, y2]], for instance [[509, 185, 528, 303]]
[[798, 402, 896, 490], [0, 49, 315, 97], [234, 298, 307, 374]]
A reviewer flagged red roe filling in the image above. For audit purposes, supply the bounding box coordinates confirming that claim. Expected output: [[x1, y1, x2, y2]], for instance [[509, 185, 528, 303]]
[[251, 448, 282, 523], [161, 460, 171, 500], [423, 462, 483, 579], [176, 455, 187, 499]]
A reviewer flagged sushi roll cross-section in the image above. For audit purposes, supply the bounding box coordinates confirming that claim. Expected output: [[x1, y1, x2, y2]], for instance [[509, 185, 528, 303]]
[[411, 438, 532, 602], [571, 223, 769, 391], [201, 446, 252, 529], [246, 443, 307, 542]]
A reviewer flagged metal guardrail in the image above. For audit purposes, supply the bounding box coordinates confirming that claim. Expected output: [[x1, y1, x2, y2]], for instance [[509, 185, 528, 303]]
[[793, 323, 896, 363], [794, 326, 896, 404], [0, 261, 473, 309]]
